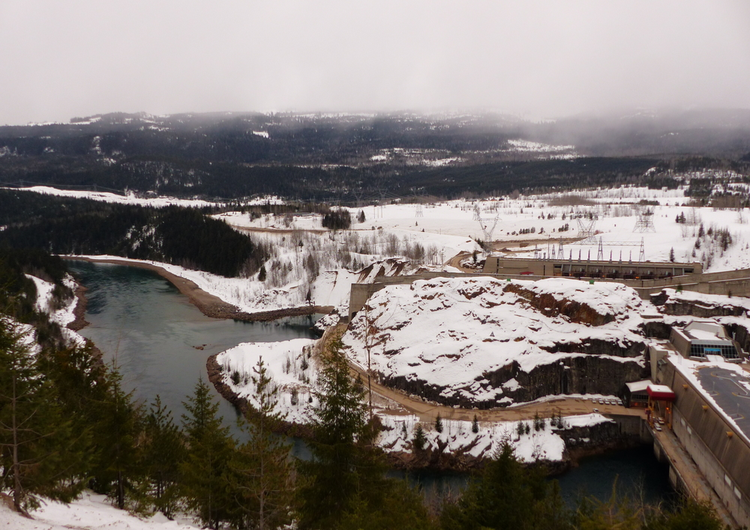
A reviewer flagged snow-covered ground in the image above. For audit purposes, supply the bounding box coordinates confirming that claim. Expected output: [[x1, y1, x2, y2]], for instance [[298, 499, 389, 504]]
[[13, 183, 750, 321], [25, 274, 86, 347], [376, 412, 611, 463], [342, 276, 647, 406], [213, 337, 616, 463], [1, 186, 221, 209], [216, 338, 319, 425], [218, 185, 750, 275], [0, 491, 200, 530]]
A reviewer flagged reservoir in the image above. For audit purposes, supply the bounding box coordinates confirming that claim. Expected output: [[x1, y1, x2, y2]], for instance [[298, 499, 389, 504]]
[[68, 260, 319, 430], [68, 260, 673, 506]]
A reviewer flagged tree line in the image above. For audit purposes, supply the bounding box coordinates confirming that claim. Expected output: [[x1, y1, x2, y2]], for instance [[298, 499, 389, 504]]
[[0, 191, 268, 278]]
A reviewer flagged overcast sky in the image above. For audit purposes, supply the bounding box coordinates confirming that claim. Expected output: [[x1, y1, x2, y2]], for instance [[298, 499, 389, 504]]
[[1, 0, 749, 125]]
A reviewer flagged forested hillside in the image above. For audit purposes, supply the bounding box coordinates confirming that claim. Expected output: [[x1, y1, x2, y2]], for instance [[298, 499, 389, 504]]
[[1, 111, 748, 202], [0, 190, 267, 277]]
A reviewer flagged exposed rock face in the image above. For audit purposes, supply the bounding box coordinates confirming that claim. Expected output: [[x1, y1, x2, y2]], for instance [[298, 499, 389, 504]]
[[540, 337, 645, 357], [504, 283, 615, 326], [724, 322, 750, 355], [382, 355, 646, 409], [557, 419, 643, 465], [642, 321, 672, 339], [654, 289, 748, 317]]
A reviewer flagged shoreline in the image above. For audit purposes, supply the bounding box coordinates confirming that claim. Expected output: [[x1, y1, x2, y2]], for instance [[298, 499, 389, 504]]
[[63, 256, 333, 323], [207, 350, 644, 474]]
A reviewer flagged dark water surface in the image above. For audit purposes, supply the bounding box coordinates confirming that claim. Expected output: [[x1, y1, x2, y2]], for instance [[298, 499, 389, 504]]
[[68, 260, 673, 506], [404, 444, 673, 508]]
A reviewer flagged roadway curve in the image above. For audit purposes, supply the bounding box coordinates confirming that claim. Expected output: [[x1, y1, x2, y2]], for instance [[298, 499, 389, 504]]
[[319, 324, 644, 425]]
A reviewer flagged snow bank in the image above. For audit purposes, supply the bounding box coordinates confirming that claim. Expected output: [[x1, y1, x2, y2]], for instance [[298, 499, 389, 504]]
[[0, 490, 200, 529], [26, 274, 86, 347], [215, 339, 319, 425], [5, 185, 217, 209]]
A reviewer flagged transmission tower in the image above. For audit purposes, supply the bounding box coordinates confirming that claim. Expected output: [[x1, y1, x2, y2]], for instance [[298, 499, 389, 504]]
[[479, 214, 500, 248], [597, 237, 604, 260], [633, 209, 656, 233], [639, 238, 646, 262], [576, 215, 598, 242], [415, 204, 423, 218]]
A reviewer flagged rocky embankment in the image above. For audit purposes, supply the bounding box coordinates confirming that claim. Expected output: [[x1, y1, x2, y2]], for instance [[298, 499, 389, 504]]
[[386, 417, 642, 474]]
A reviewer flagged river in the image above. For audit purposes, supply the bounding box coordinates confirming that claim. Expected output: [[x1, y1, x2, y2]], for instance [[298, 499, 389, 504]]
[[68, 260, 674, 506]]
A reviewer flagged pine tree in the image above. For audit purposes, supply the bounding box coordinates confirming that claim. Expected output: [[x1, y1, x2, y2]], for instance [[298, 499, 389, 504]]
[[180, 378, 236, 530], [39, 343, 108, 501], [138, 395, 185, 518], [224, 357, 294, 530], [413, 424, 426, 453], [441, 442, 565, 530], [0, 318, 86, 513], [435, 413, 443, 433], [472, 415, 479, 434], [93, 363, 145, 510], [297, 335, 376, 529]]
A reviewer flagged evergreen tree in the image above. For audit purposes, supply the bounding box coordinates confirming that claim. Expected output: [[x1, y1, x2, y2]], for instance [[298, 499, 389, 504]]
[[138, 395, 185, 518], [0, 318, 87, 513], [440, 442, 566, 530], [93, 363, 145, 510], [472, 415, 479, 434], [225, 357, 294, 530], [338, 478, 435, 530], [435, 413, 443, 433], [297, 335, 387, 529], [413, 424, 426, 452], [643, 498, 724, 530], [180, 378, 236, 530], [39, 343, 108, 501]]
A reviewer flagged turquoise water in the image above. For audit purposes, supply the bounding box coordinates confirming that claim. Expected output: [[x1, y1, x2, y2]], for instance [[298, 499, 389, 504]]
[[68, 260, 318, 432]]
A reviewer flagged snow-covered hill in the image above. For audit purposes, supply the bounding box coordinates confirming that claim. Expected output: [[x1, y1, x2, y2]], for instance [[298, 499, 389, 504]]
[[343, 276, 648, 407]]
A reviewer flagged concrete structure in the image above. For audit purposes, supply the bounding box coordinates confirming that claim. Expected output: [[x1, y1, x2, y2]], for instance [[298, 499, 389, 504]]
[[670, 321, 743, 362], [624, 380, 650, 408], [653, 354, 750, 527], [483, 256, 701, 279]]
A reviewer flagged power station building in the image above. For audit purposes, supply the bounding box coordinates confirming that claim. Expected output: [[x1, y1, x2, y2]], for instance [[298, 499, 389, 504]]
[[669, 321, 743, 362], [483, 256, 702, 280]]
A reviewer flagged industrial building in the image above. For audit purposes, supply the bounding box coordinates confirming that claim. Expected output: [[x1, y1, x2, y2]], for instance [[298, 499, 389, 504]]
[[483, 256, 702, 279], [669, 321, 743, 362]]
